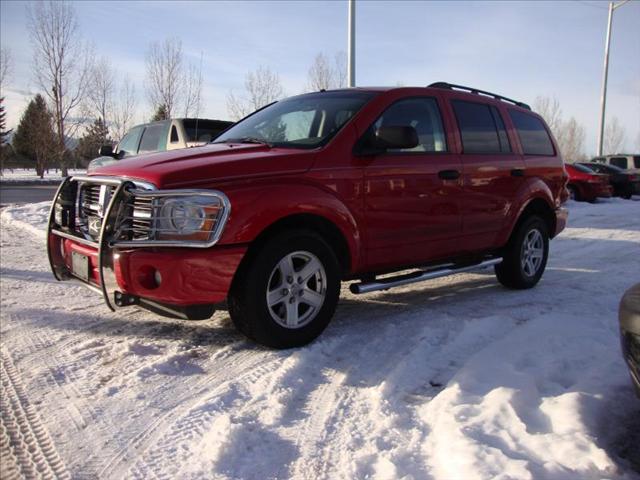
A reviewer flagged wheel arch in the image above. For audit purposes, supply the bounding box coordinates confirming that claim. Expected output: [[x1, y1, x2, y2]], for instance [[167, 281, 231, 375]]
[[498, 193, 557, 248], [231, 213, 355, 291]]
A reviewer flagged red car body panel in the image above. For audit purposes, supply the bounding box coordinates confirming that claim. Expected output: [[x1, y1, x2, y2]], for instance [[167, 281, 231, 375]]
[[61, 86, 568, 308], [565, 163, 613, 202]]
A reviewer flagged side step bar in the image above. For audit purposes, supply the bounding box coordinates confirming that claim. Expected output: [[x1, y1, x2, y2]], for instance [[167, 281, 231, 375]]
[[349, 258, 502, 295]]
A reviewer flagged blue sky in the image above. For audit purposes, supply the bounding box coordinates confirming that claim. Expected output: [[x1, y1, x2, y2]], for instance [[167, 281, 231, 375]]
[[1, 0, 639, 153]]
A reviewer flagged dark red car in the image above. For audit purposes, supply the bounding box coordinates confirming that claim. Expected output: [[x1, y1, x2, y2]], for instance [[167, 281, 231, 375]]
[[565, 163, 613, 202], [47, 82, 568, 348]]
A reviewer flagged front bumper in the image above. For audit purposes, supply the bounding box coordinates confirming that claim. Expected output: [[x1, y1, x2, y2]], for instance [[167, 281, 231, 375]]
[[47, 176, 245, 317]]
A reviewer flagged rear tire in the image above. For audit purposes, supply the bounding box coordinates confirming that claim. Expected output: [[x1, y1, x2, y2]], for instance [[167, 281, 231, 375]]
[[228, 230, 341, 349], [495, 216, 549, 290], [567, 184, 579, 201]]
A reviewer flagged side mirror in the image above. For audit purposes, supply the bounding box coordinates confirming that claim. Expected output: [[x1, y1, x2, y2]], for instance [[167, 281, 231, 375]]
[[374, 126, 419, 150], [98, 145, 114, 157]]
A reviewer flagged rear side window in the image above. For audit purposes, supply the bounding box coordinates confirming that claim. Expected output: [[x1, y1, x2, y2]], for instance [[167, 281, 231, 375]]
[[373, 97, 447, 153], [170, 125, 179, 143], [509, 110, 555, 156], [452, 100, 510, 154], [610, 157, 628, 169], [138, 123, 168, 154], [634, 156, 640, 168]]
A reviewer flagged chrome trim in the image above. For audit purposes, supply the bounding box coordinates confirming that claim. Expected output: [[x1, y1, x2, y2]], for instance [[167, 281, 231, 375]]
[[70, 175, 156, 190], [111, 189, 231, 249], [98, 180, 131, 311], [350, 258, 502, 294], [46, 177, 72, 281], [51, 229, 99, 248]]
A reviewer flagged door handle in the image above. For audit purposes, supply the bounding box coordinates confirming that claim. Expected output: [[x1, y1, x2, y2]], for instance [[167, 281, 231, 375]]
[[438, 169, 460, 180], [511, 169, 525, 177]]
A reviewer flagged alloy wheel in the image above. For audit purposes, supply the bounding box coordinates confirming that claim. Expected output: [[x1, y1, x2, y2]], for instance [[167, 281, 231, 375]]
[[266, 251, 327, 329]]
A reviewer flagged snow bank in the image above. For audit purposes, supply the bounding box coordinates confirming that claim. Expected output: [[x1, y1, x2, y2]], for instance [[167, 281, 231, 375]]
[[0, 201, 50, 240], [0, 168, 85, 183]]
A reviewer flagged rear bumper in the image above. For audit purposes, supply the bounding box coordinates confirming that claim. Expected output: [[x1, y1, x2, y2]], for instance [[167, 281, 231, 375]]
[[553, 207, 568, 238]]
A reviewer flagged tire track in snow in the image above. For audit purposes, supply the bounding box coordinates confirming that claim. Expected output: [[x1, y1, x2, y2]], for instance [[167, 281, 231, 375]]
[[0, 347, 70, 480], [102, 347, 275, 479]]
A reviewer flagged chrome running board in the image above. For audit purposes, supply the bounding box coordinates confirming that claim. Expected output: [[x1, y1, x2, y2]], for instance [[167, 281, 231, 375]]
[[349, 258, 502, 295]]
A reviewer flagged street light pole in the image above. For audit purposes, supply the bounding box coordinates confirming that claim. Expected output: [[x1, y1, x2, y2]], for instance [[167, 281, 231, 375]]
[[596, 0, 630, 156], [348, 0, 356, 87]]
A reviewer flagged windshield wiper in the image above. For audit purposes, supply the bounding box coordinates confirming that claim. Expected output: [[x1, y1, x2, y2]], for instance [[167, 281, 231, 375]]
[[214, 137, 273, 147]]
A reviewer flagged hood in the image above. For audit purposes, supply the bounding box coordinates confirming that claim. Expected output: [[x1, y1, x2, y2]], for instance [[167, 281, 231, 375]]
[[91, 143, 316, 188]]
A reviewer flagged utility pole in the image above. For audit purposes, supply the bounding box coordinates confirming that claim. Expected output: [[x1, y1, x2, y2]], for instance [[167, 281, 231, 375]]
[[597, 0, 630, 156], [348, 0, 356, 87]]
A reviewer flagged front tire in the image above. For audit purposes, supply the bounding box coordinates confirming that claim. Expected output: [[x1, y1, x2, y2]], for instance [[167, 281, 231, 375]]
[[228, 230, 341, 349], [495, 216, 549, 290]]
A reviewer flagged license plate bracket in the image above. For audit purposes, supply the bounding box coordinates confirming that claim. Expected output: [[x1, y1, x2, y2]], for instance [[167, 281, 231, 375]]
[[71, 251, 90, 281]]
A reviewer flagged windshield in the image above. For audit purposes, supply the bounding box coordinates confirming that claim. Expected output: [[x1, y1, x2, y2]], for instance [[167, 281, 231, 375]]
[[214, 91, 376, 149]]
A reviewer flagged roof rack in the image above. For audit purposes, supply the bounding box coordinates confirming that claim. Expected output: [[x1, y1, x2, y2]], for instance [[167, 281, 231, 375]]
[[428, 82, 531, 110]]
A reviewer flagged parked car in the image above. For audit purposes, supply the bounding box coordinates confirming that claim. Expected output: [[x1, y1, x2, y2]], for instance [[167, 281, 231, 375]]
[[565, 163, 613, 202], [592, 154, 640, 171], [620, 283, 640, 398], [577, 162, 640, 199], [47, 82, 568, 348], [88, 118, 233, 171]]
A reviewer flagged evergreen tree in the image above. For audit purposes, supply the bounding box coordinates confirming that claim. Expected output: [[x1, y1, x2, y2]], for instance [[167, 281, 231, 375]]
[[151, 104, 169, 121], [76, 118, 111, 161], [0, 97, 12, 174], [12, 94, 56, 178]]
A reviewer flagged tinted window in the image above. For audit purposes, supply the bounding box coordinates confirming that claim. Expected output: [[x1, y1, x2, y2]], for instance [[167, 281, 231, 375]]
[[138, 123, 168, 154], [610, 157, 628, 169], [170, 125, 179, 143], [634, 156, 640, 168], [183, 120, 233, 143], [452, 100, 503, 154], [373, 97, 447, 152], [509, 110, 555, 156], [117, 126, 144, 157], [490, 106, 511, 153]]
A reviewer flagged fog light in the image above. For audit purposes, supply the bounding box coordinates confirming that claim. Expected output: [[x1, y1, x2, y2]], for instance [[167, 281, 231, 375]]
[[138, 266, 161, 290]]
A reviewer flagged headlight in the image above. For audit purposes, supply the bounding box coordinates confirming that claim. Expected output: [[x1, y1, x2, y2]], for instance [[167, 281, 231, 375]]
[[154, 195, 227, 242]]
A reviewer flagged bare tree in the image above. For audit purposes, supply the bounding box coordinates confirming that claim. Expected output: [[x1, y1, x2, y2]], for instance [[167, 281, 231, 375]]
[[112, 76, 137, 142], [86, 56, 115, 125], [0, 47, 12, 95], [226, 66, 284, 121], [145, 37, 183, 118], [556, 117, 586, 162], [306, 52, 347, 92], [533, 96, 563, 142], [183, 62, 203, 118], [604, 116, 626, 155], [27, 1, 91, 176]]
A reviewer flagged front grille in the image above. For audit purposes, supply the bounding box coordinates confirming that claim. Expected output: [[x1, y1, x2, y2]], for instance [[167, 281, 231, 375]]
[[131, 196, 154, 240], [77, 182, 153, 241]]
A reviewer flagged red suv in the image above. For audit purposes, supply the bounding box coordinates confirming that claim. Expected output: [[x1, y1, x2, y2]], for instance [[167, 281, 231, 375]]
[[47, 83, 568, 348]]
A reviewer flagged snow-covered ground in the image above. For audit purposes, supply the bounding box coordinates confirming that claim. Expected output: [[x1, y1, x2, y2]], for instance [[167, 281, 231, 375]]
[[0, 168, 85, 183], [1, 198, 639, 479]]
